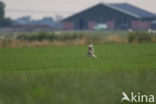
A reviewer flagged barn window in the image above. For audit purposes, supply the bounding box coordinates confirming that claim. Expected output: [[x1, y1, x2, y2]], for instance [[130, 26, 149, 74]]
[[118, 18, 128, 25], [123, 18, 128, 23], [118, 17, 129, 29], [103, 19, 106, 23]]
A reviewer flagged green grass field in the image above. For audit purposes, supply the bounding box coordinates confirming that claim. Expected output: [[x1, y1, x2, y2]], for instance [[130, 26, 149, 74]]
[[0, 43, 156, 104]]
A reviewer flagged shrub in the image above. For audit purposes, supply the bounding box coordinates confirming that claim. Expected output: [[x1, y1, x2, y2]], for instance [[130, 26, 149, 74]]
[[16, 32, 85, 42], [128, 32, 137, 43], [128, 32, 153, 43], [58, 33, 84, 41], [137, 32, 152, 43], [17, 32, 57, 41]]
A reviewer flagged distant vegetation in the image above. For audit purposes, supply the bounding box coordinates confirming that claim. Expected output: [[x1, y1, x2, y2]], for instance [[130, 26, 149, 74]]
[[14, 16, 62, 28], [16, 32, 84, 41], [0, 31, 156, 48], [0, 1, 12, 27], [128, 31, 156, 43]]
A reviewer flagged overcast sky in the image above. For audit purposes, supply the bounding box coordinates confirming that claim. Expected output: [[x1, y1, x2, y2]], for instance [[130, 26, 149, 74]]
[[1, 0, 156, 20]]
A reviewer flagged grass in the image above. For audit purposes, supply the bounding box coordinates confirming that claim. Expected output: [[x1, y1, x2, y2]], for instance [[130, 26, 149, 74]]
[[0, 43, 156, 104]]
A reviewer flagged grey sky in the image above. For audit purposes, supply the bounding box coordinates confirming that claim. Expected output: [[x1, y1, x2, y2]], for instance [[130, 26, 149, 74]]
[[1, 0, 156, 19]]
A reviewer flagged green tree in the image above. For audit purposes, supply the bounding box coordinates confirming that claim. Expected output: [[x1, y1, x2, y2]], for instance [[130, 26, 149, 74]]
[[0, 1, 12, 27], [0, 1, 5, 19]]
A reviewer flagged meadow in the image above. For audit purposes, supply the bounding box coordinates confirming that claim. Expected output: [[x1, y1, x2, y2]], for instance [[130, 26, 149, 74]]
[[0, 43, 156, 104]]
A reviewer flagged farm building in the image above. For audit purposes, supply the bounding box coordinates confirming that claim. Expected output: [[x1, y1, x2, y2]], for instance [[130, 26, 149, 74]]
[[62, 3, 156, 30]]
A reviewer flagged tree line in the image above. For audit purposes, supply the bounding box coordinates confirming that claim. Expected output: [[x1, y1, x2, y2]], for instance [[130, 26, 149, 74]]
[[0, 1, 12, 27]]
